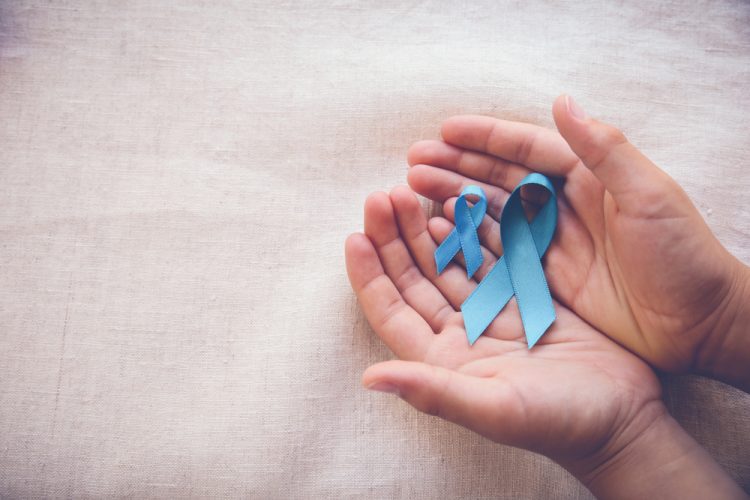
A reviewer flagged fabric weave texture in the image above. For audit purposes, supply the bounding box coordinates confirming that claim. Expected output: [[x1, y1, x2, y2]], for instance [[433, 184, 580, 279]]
[[0, 1, 748, 498]]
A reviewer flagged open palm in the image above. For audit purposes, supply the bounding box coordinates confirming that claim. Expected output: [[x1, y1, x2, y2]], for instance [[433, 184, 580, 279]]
[[345, 186, 662, 465], [405, 96, 746, 373]]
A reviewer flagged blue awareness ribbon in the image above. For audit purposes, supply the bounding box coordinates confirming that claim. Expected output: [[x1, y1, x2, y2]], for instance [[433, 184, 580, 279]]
[[433, 185, 487, 279], [434, 173, 558, 348]]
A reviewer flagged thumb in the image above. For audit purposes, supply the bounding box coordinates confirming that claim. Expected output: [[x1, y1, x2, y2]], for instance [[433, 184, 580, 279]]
[[362, 360, 519, 443], [552, 94, 673, 214]]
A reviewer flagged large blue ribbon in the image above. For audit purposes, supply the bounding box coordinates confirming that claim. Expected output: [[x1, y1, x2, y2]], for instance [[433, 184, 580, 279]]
[[433, 185, 487, 279], [434, 173, 558, 348]]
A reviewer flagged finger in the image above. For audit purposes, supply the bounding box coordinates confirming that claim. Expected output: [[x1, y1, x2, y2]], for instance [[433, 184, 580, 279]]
[[407, 139, 533, 193], [407, 164, 509, 220], [552, 95, 680, 217], [441, 197, 503, 258], [345, 233, 433, 360], [364, 192, 456, 333], [389, 186, 484, 312], [362, 360, 522, 444], [440, 115, 581, 176]]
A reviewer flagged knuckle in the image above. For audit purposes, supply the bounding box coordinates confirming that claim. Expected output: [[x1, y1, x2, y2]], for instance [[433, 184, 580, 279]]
[[599, 124, 628, 148], [513, 132, 536, 166], [583, 123, 628, 171], [488, 159, 509, 187]]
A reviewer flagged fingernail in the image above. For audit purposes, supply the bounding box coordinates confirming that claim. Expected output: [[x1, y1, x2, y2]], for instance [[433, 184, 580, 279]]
[[566, 95, 587, 120], [366, 382, 401, 396]]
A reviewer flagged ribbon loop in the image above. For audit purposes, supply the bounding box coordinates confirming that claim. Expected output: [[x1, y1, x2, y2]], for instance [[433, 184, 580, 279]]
[[433, 185, 487, 278], [456, 173, 558, 348]]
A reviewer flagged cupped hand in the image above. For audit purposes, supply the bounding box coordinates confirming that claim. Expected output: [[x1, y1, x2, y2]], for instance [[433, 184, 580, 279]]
[[345, 186, 663, 470], [406, 95, 749, 374]]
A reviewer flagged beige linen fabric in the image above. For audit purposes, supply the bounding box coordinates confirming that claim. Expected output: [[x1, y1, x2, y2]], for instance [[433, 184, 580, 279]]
[[1, 1, 748, 498]]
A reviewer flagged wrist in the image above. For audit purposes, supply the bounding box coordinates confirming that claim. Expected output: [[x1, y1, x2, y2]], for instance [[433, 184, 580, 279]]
[[566, 402, 744, 499], [697, 260, 750, 391]]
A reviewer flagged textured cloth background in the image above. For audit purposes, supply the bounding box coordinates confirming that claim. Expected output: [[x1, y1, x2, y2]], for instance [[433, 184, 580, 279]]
[[1, 1, 749, 498]]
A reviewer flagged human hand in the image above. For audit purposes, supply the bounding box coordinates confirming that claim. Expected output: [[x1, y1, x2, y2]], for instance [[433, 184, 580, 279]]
[[345, 185, 662, 469], [406, 95, 750, 386], [345, 186, 744, 498]]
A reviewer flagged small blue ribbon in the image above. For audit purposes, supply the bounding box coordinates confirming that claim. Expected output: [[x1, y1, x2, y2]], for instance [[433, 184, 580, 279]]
[[434, 173, 558, 348], [433, 185, 487, 279]]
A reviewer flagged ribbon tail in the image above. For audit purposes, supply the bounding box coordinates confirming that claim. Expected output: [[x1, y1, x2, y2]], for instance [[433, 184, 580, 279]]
[[523, 306, 555, 349], [434, 230, 460, 274], [461, 257, 515, 344]]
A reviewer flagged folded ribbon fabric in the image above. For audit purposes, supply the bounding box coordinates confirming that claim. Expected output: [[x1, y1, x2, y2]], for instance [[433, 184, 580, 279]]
[[433, 185, 487, 279], [434, 173, 558, 348]]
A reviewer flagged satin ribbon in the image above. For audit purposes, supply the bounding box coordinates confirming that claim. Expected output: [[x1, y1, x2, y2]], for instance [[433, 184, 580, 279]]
[[434, 173, 558, 348], [433, 185, 487, 279]]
